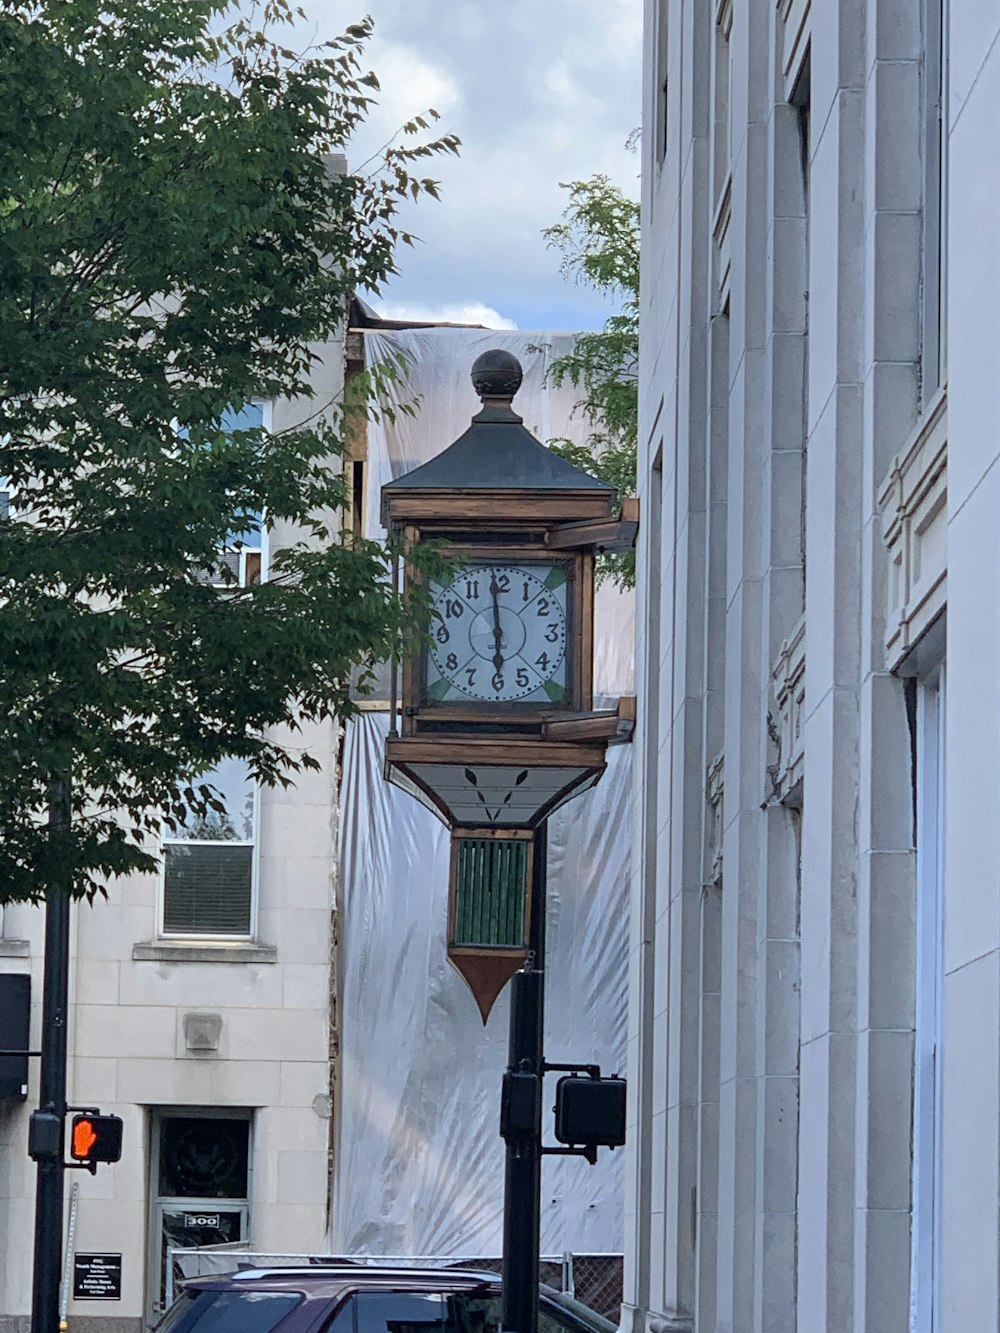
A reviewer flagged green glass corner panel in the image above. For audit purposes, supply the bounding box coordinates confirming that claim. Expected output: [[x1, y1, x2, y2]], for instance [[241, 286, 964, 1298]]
[[543, 679, 565, 702], [426, 677, 452, 702], [544, 566, 568, 590], [453, 838, 527, 948]]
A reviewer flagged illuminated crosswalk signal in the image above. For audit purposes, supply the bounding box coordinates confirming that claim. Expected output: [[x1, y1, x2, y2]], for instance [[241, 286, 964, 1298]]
[[70, 1114, 123, 1167]]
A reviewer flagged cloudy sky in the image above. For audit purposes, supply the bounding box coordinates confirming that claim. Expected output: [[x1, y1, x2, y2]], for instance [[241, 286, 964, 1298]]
[[297, 1, 642, 332]]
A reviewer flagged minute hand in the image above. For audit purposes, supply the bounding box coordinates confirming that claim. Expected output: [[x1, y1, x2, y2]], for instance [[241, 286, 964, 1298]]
[[490, 578, 504, 671]]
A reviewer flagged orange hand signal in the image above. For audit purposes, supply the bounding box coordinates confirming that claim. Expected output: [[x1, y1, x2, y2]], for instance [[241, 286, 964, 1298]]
[[72, 1118, 98, 1159], [69, 1112, 123, 1164]]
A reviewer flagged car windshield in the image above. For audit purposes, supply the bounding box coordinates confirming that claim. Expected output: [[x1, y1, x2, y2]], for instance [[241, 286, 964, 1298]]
[[446, 1290, 614, 1333], [156, 1289, 302, 1333], [542, 1291, 615, 1333]]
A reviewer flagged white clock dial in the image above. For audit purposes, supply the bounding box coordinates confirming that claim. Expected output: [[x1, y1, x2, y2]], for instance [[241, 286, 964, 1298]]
[[425, 563, 570, 705]]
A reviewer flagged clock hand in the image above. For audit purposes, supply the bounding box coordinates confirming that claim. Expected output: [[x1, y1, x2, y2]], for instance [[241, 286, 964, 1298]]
[[490, 576, 504, 671]]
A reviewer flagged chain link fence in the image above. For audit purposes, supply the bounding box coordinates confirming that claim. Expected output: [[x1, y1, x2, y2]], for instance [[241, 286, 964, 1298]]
[[170, 1249, 623, 1322]]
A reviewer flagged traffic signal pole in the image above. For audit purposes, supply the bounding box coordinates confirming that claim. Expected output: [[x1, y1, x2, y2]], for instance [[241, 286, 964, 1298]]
[[30, 779, 72, 1333], [501, 822, 546, 1333]]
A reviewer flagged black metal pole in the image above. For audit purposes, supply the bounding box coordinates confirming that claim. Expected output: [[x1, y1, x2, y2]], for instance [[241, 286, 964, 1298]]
[[30, 778, 71, 1333], [501, 821, 547, 1333]]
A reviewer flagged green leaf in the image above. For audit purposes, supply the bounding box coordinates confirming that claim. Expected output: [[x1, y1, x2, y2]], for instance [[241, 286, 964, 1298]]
[[0, 0, 460, 904], [541, 165, 638, 591]]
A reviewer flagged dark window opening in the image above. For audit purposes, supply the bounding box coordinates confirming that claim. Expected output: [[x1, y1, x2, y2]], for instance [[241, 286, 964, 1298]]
[[158, 1117, 250, 1199]]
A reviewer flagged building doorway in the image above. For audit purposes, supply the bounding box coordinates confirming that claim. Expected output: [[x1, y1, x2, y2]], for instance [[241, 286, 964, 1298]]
[[147, 1110, 252, 1327]]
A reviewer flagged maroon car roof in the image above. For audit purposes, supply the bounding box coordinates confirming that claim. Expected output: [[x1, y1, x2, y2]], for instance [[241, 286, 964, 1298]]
[[185, 1266, 501, 1298]]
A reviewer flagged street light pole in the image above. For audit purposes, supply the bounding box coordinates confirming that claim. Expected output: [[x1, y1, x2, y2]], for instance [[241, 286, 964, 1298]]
[[501, 821, 546, 1333], [30, 778, 72, 1333]]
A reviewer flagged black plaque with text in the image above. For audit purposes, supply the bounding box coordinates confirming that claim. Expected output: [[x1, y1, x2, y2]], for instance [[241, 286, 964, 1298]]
[[73, 1253, 122, 1301]]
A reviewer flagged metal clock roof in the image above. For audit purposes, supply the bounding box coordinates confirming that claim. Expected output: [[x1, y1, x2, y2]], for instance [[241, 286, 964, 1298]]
[[380, 349, 615, 500], [382, 403, 615, 495]]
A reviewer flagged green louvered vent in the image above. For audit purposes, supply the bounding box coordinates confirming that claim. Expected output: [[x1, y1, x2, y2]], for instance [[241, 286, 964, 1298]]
[[453, 838, 527, 948]]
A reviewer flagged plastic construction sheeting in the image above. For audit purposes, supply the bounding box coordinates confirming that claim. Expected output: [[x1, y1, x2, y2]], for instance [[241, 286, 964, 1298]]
[[329, 327, 633, 1257], [332, 711, 631, 1257]]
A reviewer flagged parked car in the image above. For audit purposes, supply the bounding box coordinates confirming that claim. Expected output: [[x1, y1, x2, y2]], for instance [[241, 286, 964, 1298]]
[[154, 1264, 616, 1333]]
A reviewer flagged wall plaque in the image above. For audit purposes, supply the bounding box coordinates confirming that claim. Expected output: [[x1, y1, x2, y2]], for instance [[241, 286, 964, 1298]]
[[73, 1253, 122, 1301]]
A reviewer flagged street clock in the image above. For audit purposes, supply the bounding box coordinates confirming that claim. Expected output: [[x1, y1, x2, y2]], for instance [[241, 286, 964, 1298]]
[[381, 348, 636, 1018]]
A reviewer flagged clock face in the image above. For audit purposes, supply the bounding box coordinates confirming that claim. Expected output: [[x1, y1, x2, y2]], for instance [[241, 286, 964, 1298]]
[[425, 562, 572, 705]]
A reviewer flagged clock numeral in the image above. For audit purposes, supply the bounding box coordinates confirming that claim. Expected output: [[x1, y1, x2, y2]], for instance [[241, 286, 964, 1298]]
[[522, 580, 531, 602], [545, 623, 560, 643], [465, 579, 480, 601], [535, 652, 551, 673], [435, 624, 450, 644], [446, 653, 458, 672], [536, 598, 550, 617], [445, 598, 464, 619], [495, 573, 510, 593], [491, 671, 505, 693], [516, 667, 530, 689], [465, 666, 477, 688]]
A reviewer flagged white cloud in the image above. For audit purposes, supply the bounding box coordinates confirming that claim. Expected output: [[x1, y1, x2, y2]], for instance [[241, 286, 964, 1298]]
[[289, 0, 641, 329], [359, 39, 463, 143], [372, 301, 519, 330]]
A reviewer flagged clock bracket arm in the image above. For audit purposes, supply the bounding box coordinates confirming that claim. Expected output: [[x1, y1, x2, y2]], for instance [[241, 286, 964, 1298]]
[[541, 695, 636, 744], [543, 496, 639, 553]]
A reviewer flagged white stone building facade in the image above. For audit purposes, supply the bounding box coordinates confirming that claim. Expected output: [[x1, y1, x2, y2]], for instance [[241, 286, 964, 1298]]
[[629, 2, 993, 1330], [0, 353, 346, 1333]]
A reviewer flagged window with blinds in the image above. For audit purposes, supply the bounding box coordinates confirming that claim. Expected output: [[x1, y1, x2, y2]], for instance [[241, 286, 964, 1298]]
[[162, 844, 253, 935], [161, 757, 255, 938]]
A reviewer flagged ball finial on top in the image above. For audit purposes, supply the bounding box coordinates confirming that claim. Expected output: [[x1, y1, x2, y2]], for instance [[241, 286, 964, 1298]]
[[471, 349, 523, 401]]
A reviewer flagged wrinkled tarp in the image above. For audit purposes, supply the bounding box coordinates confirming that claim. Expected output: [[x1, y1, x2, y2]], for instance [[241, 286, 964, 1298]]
[[330, 329, 633, 1256]]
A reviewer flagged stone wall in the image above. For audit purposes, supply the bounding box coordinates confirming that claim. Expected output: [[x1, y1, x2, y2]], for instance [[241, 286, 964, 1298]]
[[629, 1, 989, 1329]]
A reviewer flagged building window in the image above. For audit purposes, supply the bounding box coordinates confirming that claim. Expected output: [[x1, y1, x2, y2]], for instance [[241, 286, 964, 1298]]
[[714, 0, 733, 201], [655, 1, 669, 165], [911, 667, 944, 1333], [792, 55, 810, 607], [161, 757, 257, 938], [921, 0, 947, 399], [217, 512, 264, 588], [219, 402, 266, 587], [188, 402, 268, 588]]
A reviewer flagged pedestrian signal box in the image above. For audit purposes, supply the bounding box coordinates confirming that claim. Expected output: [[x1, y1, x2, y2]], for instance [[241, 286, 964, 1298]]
[[70, 1114, 123, 1167], [554, 1075, 626, 1150]]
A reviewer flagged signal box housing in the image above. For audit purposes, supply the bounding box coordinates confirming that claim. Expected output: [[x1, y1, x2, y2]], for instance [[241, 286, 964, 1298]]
[[70, 1114, 123, 1166], [554, 1075, 627, 1150]]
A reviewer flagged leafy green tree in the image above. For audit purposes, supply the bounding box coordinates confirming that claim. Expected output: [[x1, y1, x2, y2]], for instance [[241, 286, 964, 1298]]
[[0, 0, 458, 902], [544, 172, 638, 587]]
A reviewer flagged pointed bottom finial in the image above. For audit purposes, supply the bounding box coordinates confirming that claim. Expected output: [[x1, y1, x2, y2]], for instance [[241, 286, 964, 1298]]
[[448, 949, 526, 1023]]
